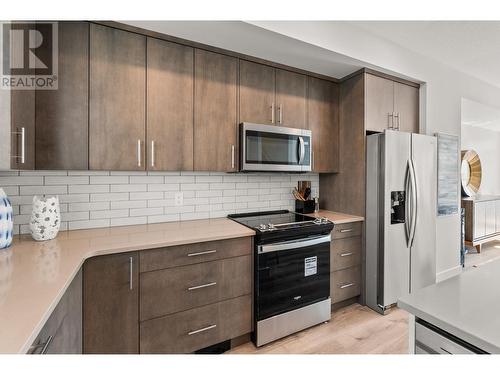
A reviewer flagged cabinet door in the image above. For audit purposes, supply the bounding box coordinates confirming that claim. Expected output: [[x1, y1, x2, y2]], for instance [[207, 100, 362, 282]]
[[365, 74, 394, 132], [89, 24, 146, 170], [275, 69, 307, 129], [474, 202, 486, 239], [29, 269, 82, 354], [485, 201, 496, 236], [10, 90, 35, 169], [239, 60, 276, 125], [394, 82, 419, 133], [36, 22, 89, 170], [194, 49, 238, 172], [83, 252, 139, 354], [147, 38, 193, 171], [307, 77, 339, 173]]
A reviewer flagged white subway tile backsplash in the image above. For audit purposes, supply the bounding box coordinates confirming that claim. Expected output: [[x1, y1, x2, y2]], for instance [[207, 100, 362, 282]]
[[90, 176, 129, 184], [130, 191, 163, 200], [129, 176, 164, 184], [110, 216, 147, 227], [45, 176, 89, 185], [90, 209, 129, 219], [110, 184, 147, 192], [69, 184, 109, 194], [2, 171, 318, 234], [91, 192, 129, 202]]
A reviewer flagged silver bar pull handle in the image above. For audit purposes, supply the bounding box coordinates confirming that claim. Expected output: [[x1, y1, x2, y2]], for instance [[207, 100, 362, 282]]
[[340, 282, 355, 289], [409, 159, 418, 248], [339, 228, 353, 233], [271, 103, 275, 124], [188, 324, 217, 336], [231, 145, 235, 169], [394, 113, 400, 130], [404, 160, 412, 246], [29, 335, 53, 354], [187, 250, 216, 257], [298, 136, 305, 164], [187, 282, 217, 291], [278, 105, 283, 124], [20, 127, 25, 164], [137, 140, 141, 167], [340, 252, 353, 257], [388, 113, 394, 129], [150, 140, 155, 168], [129, 257, 133, 291]]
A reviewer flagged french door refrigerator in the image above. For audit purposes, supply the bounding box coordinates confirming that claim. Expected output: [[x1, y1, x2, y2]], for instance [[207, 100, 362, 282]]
[[366, 130, 437, 314]]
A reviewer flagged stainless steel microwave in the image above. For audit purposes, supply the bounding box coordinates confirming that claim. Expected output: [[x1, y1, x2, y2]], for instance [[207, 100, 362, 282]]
[[239, 123, 312, 172]]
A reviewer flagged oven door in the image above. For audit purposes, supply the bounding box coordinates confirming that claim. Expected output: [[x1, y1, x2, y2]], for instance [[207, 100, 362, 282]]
[[240, 122, 311, 172], [256, 235, 330, 321]]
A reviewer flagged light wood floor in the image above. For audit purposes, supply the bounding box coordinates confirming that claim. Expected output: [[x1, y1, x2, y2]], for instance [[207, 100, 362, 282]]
[[228, 303, 409, 354]]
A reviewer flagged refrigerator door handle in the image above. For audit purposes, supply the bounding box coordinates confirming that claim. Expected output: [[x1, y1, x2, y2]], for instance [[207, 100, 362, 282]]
[[404, 160, 412, 247], [409, 158, 418, 248]]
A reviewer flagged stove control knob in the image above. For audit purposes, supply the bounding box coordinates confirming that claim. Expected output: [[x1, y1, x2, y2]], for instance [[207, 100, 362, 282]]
[[268, 223, 275, 230], [258, 224, 267, 231], [313, 218, 322, 225]]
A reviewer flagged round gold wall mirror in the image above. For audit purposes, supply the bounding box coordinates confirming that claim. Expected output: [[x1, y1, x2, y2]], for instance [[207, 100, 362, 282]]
[[461, 150, 482, 197]]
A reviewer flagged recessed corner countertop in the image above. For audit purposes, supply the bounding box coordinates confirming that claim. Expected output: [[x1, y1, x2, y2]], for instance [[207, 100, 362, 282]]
[[0, 218, 254, 354], [307, 210, 364, 224], [398, 259, 500, 354]]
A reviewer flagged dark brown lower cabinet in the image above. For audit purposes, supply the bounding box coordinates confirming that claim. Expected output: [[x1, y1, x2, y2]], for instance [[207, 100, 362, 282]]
[[83, 252, 139, 354], [140, 295, 251, 354], [29, 269, 82, 354]]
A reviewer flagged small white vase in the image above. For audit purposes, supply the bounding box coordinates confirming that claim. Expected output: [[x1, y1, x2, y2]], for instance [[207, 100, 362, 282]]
[[0, 188, 13, 249], [29, 195, 61, 241]]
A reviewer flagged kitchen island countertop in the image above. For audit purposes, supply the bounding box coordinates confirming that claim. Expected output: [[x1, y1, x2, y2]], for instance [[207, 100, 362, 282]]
[[398, 259, 500, 353]]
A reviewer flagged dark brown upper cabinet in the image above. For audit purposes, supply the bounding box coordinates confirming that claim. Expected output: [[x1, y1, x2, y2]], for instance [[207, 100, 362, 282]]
[[147, 38, 194, 171], [307, 77, 339, 173], [194, 49, 238, 172], [365, 73, 419, 133], [275, 69, 307, 129], [89, 24, 146, 170], [239, 60, 276, 125], [83, 252, 139, 354], [239, 60, 307, 129], [36, 22, 89, 170]]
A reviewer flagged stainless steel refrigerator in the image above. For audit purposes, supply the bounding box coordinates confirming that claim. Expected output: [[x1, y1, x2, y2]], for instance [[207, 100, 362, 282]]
[[366, 130, 437, 314]]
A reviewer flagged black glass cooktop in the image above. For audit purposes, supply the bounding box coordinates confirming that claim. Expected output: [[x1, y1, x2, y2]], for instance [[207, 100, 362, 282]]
[[228, 210, 330, 232]]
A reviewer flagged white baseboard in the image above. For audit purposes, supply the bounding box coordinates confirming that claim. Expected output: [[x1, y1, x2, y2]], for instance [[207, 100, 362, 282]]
[[436, 265, 462, 282]]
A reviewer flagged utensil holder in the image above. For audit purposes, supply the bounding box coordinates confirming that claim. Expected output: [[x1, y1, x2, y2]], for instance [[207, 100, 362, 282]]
[[295, 199, 315, 214]]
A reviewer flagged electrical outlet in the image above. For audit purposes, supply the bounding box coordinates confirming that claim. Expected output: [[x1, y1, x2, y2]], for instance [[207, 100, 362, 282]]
[[174, 192, 183, 206]]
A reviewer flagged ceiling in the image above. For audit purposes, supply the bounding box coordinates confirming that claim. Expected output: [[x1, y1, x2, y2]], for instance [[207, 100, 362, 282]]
[[123, 21, 364, 78], [351, 21, 500, 88]]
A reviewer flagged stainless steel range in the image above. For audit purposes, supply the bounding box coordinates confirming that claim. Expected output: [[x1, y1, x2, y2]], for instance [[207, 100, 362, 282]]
[[228, 210, 334, 347]]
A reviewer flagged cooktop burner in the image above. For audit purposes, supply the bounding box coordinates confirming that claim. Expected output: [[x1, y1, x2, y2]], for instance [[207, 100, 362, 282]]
[[228, 210, 332, 238]]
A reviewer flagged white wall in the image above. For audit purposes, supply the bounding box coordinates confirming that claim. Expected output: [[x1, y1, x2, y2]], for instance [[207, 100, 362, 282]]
[[461, 125, 500, 196], [246, 21, 500, 279]]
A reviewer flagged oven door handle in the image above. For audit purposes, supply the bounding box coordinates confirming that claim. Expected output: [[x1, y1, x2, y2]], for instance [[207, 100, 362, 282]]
[[258, 234, 331, 254]]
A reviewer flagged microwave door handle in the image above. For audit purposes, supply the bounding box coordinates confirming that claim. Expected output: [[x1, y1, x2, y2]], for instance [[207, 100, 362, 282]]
[[298, 136, 305, 164]]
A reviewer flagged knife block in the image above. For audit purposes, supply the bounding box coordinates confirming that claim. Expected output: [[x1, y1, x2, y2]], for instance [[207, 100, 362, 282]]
[[295, 200, 315, 214]]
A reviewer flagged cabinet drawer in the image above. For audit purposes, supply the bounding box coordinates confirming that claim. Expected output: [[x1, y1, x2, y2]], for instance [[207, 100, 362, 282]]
[[330, 266, 361, 303], [331, 236, 361, 272], [140, 255, 251, 321], [139, 237, 251, 272], [140, 295, 252, 353], [332, 222, 362, 239]]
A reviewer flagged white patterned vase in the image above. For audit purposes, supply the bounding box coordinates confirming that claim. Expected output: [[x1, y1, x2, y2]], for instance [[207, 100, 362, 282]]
[[29, 195, 61, 241], [0, 188, 13, 249]]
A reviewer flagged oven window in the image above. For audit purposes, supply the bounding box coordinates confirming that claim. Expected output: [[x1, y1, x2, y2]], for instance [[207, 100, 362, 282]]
[[246, 130, 300, 165], [256, 242, 330, 320]]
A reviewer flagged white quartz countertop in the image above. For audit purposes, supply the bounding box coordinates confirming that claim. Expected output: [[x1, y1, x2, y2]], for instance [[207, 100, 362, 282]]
[[398, 260, 500, 353], [0, 218, 254, 354]]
